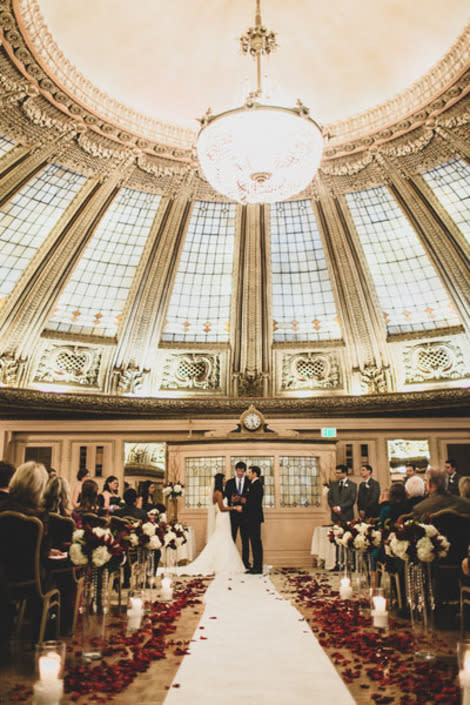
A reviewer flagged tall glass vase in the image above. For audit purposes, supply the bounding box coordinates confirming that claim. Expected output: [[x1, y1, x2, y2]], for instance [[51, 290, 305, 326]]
[[133, 548, 150, 590], [353, 551, 372, 596], [405, 561, 436, 661], [168, 497, 178, 523], [80, 567, 109, 662]]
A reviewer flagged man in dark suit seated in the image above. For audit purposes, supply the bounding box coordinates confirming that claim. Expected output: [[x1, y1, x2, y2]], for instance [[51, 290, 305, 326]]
[[114, 488, 147, 521], [412, 467, 459, 519], [0, 461, 15, 507], [357, 464, 380, 520]]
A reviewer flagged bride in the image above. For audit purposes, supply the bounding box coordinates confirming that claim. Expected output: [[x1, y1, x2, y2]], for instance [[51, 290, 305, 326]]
[[178, 473, 245, 575]]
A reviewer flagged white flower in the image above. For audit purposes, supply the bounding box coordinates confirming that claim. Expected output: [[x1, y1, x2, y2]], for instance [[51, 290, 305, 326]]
[[160, 513, 167, 523], [339, 531, 352, 547], [356, 523, 369, 535], [142, 522, 155, 537], [92, 546, 111, 567], [173, 483, 182, 494], [148, 535, 162, 550], [423, 524, 438, 538], [371, 530, 382, 547], [72, 529, 84, 542], [391, 538, 410, 561], [416, 536, 434, 562], [162, 486, 172, 497], [353, 534, 368, 551], [129, 533, 139, 547], [164, 530, 177, 547], [70, 543, 88, 565], [93, 527, 111, 539], [175, 535, 184, 547]]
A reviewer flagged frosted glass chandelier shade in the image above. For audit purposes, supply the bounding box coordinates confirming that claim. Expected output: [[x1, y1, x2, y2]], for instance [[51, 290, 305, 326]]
[[196, 105, 323, 204]]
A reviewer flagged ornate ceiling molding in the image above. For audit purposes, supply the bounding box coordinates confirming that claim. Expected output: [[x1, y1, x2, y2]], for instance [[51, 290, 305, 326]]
[[0, 386, 468, 419]]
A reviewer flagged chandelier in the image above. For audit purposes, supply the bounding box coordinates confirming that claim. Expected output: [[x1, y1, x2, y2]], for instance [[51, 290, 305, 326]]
[[196, 0, 323, 205]]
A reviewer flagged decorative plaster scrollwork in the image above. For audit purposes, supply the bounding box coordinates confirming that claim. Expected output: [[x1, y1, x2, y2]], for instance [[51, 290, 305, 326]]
[[357, 364, 390, 394], [379, 129, 435, 157], [235, 371, 267, 397], [320, 151, 374, 176], [160, 353, 221, 391], [21, 95, 71, 131], [110, 361, 149, 395], [34, 344, 101, 386], [404, 340, 468, 383], [77, 132, 129, 160], [0, 353, 27, 386], [281, 352, 341, 390]]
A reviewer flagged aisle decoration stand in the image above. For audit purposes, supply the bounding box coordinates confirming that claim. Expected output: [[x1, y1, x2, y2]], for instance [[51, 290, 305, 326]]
[[69, 525, 126, 661], [329, 521, 381, 597], [385, 519, 450, 661], [162, 482, 184, 522]]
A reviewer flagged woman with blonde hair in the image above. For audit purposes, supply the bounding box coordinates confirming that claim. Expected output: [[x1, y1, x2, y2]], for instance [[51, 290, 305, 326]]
[[43, 476, 73, 516], [4, 461, 49, 515]]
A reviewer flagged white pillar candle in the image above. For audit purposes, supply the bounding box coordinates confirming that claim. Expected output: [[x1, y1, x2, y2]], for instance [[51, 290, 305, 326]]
[[460, 653, 470, 705], [38, 653, 61, 682], [339, 577, 353, 599], [33, 679, 63, 705], [161, 576, 173, 601], [127, 596, 144, 630], [371, 595, 389, 628]]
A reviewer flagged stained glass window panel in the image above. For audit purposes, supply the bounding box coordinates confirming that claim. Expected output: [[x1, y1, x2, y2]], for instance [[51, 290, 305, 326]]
[[48, 189, 161, 336], [279, 456, 321, 507], [422, 159, 470, 246], [0, 163, 86, 302], [162, 201, 236, 342], [185, 457, 225, 508], [0, 133, 15, 158], [230, 456, 275, 508], [270, 200, 341, 341], [346, 186, 460, 334]]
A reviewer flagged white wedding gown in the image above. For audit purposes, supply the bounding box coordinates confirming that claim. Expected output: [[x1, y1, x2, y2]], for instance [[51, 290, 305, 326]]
[[177, 498, 244, 576]]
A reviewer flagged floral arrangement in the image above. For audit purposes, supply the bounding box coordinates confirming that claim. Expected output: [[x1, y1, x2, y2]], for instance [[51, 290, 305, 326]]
[[126, 520, 163, 551], [328, 521, 381, 552], [385, 519, 450, 563], [147, 507, 164, 522], [162, 482, 184, 499], [69, 524, 126, 570], [160, 521, 189, 550]]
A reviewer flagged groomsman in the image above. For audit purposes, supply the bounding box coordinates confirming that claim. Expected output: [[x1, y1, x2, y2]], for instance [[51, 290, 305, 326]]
[[224, 461, 251, 570], [328, 464, 357, 524], [445, 458, 461, 496], [245, 465, 264, 574], [357, 464, 380, 519]]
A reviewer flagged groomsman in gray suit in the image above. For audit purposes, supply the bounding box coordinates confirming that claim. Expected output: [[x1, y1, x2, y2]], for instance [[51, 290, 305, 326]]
[[328, 464, 357, 524]]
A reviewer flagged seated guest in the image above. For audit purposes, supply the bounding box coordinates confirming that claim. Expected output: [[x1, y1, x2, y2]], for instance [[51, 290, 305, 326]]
[[357, 464, 380, 519], [404, 475, 426, 508], [379, 482, 411, 526], [114, 488, 147, 521], [72, 468, 90, 508], [72, 479, 101, 523], [100, 475, 121, 512], [459, 476, 470, 499], [445, 458, 461, 496], [0, 461, 15, 507], [463, 545, 470, 577], [43, 476, 73, 516], [412, 467, 459, 519], [139, 480, 156, 512]]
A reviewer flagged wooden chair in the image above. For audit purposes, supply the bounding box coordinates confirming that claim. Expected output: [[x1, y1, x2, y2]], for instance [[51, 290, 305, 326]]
[[0, 511, 61, 643], [48, 513, 84, 636], [77, 512, 108, 528], [460, 582, 470, 638]]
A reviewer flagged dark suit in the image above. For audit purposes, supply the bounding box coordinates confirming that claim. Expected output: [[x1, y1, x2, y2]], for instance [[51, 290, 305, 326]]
[[447, 472, 461, 496], [328, 479, 357, 523], [245, 478, 264, 572], [357, 478, 380, 519], [114, 504, 147, 521], [412, 491, 458, 519], [224, 476, 251, 569]]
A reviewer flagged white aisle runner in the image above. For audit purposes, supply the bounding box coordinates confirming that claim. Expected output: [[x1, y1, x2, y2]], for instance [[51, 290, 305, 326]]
[[164, 573, 356, 705]]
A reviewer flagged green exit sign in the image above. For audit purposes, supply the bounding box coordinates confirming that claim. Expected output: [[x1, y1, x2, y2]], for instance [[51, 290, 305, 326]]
[[321, 427, 337, 438]]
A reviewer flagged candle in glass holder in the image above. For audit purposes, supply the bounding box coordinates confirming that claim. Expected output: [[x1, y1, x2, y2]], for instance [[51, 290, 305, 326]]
[[371, 594, 389, 629], [34, 642, 65, 705], [127, 594, 144, 630], [339, 576, 353, 599], [458, 643, 470, 705], [161, 576, 173, 601]]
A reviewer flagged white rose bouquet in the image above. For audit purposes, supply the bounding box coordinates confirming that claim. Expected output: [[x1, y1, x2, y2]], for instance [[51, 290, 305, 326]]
[[385, 520, 450, 563], [162, 482, 185, 499]]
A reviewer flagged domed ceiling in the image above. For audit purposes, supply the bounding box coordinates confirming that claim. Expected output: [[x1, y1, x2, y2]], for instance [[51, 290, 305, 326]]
[[0, 2, 468, 419]]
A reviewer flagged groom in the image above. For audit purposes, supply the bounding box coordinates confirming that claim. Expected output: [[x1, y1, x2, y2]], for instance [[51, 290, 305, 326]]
[[225, 461, 251, 570], [244, 465, 264, 574]]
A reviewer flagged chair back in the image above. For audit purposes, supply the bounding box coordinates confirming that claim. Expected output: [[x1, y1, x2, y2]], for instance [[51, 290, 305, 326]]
[[78, 512, 108, 528], [49, 513, 75, 551], [0, 511, 43, 593], [431, 509, 470, 564]]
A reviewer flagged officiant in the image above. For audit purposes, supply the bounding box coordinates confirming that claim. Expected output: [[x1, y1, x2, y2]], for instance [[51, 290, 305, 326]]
[[224, 461, 251, 570]]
